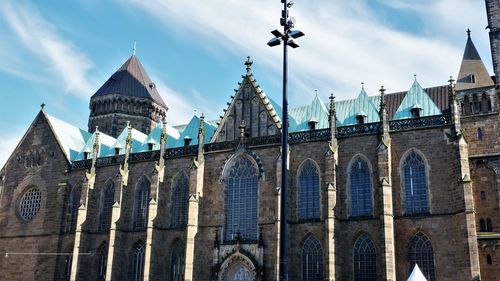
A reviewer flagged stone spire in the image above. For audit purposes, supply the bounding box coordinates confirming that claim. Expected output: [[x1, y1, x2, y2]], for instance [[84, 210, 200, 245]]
[[455, 29, 494, 91], [328, 93, 338, 150], [379, 85, 390, 144]]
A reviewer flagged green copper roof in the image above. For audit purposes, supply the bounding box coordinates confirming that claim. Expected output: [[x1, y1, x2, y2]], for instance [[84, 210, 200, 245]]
[[103, 127, 147, 156], [143, 121, 180, 149], [340, 87, 380, 125], [74, 130, 115, 160], [175, 115, 216, 147], [268, 96, 298, 131], [290, 94, 329, 131], [392, 80, 441, 120]]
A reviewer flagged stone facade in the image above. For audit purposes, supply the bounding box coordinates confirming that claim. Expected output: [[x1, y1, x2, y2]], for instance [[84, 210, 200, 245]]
[[0, 2, 499, 281]]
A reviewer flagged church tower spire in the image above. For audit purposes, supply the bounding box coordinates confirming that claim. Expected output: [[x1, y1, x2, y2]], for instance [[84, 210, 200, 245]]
[[455, 29, 494, 91], [88, 53, 168, 137]]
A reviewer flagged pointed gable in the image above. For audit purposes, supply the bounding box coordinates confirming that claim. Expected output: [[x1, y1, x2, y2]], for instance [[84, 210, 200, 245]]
[[143, 121, 180, 149], [341, 87, 379, 125], [74, 130, 115, 160], [456, 31, 494, 91], [102, 127, 147, 156], [176, 115, 216, 147], [91, 54, 167, 107], [392, 79, 442, 120], [291, 94, 329, 131], [211, 57, 281, 142]]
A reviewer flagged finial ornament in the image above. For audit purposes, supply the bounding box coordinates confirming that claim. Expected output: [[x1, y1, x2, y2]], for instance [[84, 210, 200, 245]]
[[467, 28, 471, 38], [379, 85, 386, 110], [40, 102, 46, 111], [361, 82, 364, 89], [414, 74, 417, 81], [133, 41, 137, 55], [329, 93, 336, 116], [244, 56, 253, 75]]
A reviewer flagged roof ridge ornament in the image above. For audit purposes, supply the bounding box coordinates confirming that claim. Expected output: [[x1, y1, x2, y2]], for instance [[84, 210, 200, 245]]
[[467, 28, 471, 38], [132, 41, 137, 55], [40, 102, 46, 112], [245, 56, 253, 75]]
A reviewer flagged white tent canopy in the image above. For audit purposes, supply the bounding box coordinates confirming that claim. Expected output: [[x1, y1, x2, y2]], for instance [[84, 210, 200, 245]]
[[408, 264, 428, 281]]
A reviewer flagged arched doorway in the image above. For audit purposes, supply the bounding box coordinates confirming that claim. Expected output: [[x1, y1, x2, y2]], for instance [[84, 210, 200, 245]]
[[219, 253, 257, 281]]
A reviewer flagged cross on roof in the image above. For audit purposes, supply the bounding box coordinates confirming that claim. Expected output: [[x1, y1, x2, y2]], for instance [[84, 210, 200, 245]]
[[245, 56, 253, 75], [467, 28, 471, 37]]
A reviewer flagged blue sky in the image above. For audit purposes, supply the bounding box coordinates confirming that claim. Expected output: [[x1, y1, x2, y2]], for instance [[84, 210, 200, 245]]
[[0, 0, 493, 167]]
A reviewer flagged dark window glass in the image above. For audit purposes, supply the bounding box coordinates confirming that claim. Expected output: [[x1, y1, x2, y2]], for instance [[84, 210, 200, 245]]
[[403, 151, 428, 214], [64, 255, 72, 281], [477, 128, 483, 140], [298, 161, 320, 220], [408, 233, 435, 281], [171, 173, 189, 228], [487, 254, 492, 265], [480, 191, 486, 201], [131, 242, 145, 281], [65, 186, 81, 233], [171, 241, 185, 281], [134, 179, 151, 229], [353, 234, 377, 281], [97, 244, 107, 281], [98, 181, 115, 232], [302, 236, 323, 281], [224, 156, 258, 241], [486, 218, 493, 232], [350, 157, 372, 217], [480, 218, 486, 232]]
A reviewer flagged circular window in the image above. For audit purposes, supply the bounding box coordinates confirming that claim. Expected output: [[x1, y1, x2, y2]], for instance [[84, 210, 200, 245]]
[[18, 187, 42, 221]]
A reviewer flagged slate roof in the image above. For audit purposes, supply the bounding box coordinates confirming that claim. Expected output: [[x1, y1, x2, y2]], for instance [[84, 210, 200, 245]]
[[91, 54, 167, 108], [456, 34, 494, 91]]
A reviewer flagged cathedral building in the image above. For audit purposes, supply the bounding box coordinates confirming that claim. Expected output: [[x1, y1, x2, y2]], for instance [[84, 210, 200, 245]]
[[1, 1, 500, 280]]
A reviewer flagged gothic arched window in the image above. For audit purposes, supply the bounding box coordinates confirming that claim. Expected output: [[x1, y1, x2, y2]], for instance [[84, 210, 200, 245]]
[[170, 173, 189, 228], [298, 160, 320, 220], [171, 240, 185, 281], [96, 244, 107, 281], [486, 218, 493, 232], [131, 242, 145, 281], [477, 128, 483, 140], [302, 236, 323, 281], [353, 234, 376, 281], [480, 218, 486, 232], [134, 178, 151, 229], [402, 150, 429, 215], [480, 191, 486, 201], [98, 181, 115, 232], [408, 233, 435, 281], [65, 186, 80, 233], [224, 155, 259, 241], [349, 156, 372, 217]]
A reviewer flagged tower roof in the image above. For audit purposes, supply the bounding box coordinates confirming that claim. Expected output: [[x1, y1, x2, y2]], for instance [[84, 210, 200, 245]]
[[91, 54, 167, 108], [456, 30, 494, 91]]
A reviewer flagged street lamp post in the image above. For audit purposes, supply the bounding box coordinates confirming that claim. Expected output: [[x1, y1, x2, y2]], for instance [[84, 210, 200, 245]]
[[267, 1, 304, 280]]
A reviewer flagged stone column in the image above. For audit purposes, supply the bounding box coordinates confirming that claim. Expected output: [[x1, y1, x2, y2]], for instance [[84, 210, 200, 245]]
[[184, 115, 205, 281], [324, 94, 338, 281], [378, 87, 396, 281], [70, 129, 100, 281]]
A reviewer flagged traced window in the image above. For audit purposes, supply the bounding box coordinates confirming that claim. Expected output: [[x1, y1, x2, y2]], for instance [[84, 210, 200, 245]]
[[170, 173, 189, 228], [96, 244, 107, 281], [349, 156, 372, 217], [302, 236, 323, 281], [171, 240, 185, 281], [402, 150, 429, 215], [98, 181, 115, 232], [353, 234, 376, 281], [408, 233, 435, 281], [224, 156, 259, 241], [18, 187, 42, 221], [298, 160, 320, 220], [131, 242, 145, 281], [65, 186, 81, 233], [134, 178, 151, 229]]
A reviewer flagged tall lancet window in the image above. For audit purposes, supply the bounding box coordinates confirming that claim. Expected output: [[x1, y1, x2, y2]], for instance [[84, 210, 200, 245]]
[[402, 150, 429, 214], [408, 233, 435, 281], [170, 173, 189, 228], [224, 155, 259, 241], [170, 240, 185, 281], [65, 185, 81, 233], [302, 236, 323, 281], [134, 178, 151, 229], [96, 243, 107, 281], [131, 242, 145, 281], [98, 180, 115, 232], [353, 234, 376, 281], [349, 156, 372, 217], [298, 160, 320, 220]]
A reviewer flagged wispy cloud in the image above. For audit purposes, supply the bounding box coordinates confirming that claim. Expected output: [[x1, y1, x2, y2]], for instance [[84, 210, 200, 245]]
[[0, 1, 95, 98], [120, 0, 486, 106]]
